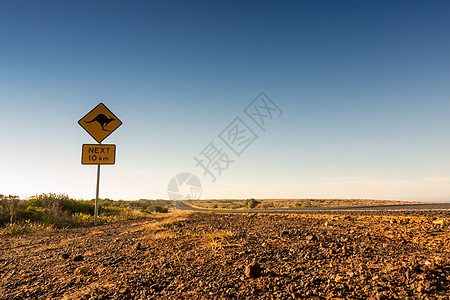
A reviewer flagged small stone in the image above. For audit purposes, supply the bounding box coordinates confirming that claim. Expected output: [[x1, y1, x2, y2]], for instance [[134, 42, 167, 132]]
[[75, 266, 89, 274], [73, 255, 84, 262], [135, 242, 141, 251], [305, 235, 317, 241], [432, 219, 446, 226], [374, 286, 383, 292], [405, 271, 411, 280], [280, 230, 290, 237], [244, 261, 261, 278]]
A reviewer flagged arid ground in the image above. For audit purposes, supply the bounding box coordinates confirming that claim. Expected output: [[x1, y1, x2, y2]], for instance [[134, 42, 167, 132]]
[[1, 203, 449, 299]]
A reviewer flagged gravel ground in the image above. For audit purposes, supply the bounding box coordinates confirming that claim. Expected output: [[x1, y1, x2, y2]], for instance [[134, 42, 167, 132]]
[[1, 211, 449, 299]]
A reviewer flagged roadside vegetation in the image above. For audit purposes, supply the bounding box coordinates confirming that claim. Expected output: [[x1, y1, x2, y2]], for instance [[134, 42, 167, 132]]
[[0, 193, 171, 236], [184, 198, 425, 210], [184, 198, 261, 209]]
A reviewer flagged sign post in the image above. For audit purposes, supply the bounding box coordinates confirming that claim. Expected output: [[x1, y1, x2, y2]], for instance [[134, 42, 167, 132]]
[[95, 164, 100, 225], [79, 103, 122, 225]]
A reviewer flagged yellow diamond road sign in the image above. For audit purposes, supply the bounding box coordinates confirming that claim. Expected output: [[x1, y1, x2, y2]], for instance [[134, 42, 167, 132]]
[[78, 103, 122, 143]]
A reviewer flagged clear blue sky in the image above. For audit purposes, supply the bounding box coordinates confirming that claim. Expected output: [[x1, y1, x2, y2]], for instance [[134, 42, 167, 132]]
[[1, 0, 450, 202]]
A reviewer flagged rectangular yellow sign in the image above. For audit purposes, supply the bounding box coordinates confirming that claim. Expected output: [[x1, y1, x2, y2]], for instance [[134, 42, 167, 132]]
[[81, 144, 116, 165]]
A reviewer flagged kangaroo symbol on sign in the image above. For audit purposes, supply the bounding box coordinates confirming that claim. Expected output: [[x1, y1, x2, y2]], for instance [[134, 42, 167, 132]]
[[85, 114, 115, 131]]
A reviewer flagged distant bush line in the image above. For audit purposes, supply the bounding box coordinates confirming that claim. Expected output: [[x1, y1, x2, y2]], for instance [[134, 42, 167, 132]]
[[0, 193, 171, 235]]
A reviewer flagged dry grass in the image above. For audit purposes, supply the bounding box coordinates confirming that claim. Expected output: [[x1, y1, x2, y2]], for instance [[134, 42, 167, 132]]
[[89, 231, 104, 235], [128, 210, 192, 239]]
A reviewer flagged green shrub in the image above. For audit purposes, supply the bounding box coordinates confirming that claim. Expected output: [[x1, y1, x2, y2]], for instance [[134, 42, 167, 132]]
[[15, 206, 46, 222], [100, 206, 123, 215], [152, 205, 168, 213], [245, 198, 261, 209], [25, 193, 94, 215], [71, 213, 97, 227]]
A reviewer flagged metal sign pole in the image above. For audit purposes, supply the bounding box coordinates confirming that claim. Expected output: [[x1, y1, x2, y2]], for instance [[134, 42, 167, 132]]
[[95, 164, 100, 225]]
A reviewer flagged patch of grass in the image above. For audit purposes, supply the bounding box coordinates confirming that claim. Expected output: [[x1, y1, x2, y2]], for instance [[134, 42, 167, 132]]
[[205, 230, 236, 251], [0, 193, 172, 235], [90, 231, 104, 235], [0, 220, 53, 236], [98, 198, 170, 213]]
